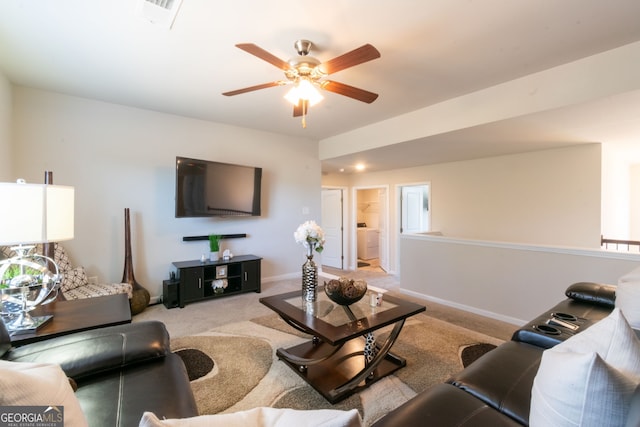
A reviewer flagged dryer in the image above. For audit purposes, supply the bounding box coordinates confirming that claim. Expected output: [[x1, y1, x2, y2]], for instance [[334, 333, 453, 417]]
[[357, 228, 379, 260]]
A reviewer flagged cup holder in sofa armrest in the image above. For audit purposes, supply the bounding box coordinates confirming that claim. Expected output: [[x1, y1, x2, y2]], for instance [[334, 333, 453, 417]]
[[512, 323, 567, 349], [513, 299, 613, 349], [551, 312, 578, 322], [533, 324, 561, 335]]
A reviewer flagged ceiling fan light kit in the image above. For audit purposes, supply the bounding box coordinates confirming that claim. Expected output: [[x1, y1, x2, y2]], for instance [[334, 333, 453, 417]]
[[284, 81, 321, 107], [222, 39, 380, 128]]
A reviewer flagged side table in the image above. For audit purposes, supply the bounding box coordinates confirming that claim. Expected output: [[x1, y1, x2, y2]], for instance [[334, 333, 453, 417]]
[[9, 293, 132, 346]]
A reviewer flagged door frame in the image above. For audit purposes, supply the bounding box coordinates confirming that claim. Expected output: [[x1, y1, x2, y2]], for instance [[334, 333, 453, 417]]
[[351, 185, 390, 272]]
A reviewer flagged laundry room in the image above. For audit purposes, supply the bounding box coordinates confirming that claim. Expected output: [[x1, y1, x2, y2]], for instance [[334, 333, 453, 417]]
[[356, 188, 380, 270]]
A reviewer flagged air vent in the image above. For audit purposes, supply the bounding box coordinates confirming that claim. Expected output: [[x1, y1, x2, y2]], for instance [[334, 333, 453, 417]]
[[137, 0, 183, 29], [147, 0, 176, 7]]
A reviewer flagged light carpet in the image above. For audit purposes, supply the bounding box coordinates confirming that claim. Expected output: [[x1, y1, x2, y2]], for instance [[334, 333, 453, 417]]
[[171, 313, 503, 426]]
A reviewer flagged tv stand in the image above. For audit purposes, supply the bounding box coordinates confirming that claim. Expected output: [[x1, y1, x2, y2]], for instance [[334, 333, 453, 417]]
[[170, 255, 261, 308]]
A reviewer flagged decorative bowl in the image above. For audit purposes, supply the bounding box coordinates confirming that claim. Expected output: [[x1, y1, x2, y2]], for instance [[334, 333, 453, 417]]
[[324, 277, 368, 306]]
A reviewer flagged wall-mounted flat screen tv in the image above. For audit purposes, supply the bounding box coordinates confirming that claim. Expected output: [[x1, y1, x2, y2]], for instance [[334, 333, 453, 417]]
[[175, 156, 262, 217]]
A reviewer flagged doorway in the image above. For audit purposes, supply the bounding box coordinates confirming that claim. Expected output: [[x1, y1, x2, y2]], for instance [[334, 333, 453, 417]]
[[354, 186, 388, 273]]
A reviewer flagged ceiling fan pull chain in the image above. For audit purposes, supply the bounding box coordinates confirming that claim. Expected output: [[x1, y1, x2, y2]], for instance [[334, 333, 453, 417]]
[[302, 99, 308, 128]]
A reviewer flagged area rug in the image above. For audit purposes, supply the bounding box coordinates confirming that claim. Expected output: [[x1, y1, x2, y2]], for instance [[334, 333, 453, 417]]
[[171, 313, 503, 426]]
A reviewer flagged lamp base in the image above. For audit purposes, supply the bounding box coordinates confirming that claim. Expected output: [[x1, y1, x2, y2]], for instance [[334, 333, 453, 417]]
[[2, 314, 52, 334]]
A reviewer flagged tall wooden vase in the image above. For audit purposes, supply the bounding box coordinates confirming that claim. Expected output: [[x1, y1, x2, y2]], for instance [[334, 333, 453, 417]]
[[122, 208, 150, 315]]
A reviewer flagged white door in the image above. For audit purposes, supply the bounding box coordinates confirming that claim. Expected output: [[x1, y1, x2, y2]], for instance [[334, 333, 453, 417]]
[[321, 189, 343, 269], [401, 184, 430, 234]]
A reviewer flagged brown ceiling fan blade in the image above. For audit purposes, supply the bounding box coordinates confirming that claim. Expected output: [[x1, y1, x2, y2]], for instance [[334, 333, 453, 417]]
[[292, 100, 308, 117], [321, 80, 379, 103], [236, 43, 290, 70], [293, 103, 302, 117], [222, 81, 282, 96], [320, 44, 381, 75]]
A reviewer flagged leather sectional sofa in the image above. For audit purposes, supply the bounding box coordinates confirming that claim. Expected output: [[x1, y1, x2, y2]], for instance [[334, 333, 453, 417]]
[[373, 282, 639, 426], [0, 320, 198, 426], [1, 282, 637, 426]]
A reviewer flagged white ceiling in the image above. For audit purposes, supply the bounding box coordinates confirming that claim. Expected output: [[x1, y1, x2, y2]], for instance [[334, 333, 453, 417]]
[[1, 0, 639, 172]]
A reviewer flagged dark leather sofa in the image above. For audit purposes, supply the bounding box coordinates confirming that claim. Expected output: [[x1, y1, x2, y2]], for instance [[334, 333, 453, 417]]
[[373, 282, 633, 426], [0, 320, 198, 426]]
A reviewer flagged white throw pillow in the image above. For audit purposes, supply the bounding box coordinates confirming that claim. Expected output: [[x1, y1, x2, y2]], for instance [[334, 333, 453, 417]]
[[530, 309, 640, 427], [139, 407, 363, 427], [616, 282, 640, 330], [553, 308, 640, 379], [616, 266, 640, 330], [626, 384, 640, 427], [0, 360, 88, 427], [530, 351, 636, 427], [619, 265, 640, 285]]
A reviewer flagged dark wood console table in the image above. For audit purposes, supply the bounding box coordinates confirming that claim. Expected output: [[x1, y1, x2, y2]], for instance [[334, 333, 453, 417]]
[[172, 255, 261, 308], [10, 293, 131, 346]]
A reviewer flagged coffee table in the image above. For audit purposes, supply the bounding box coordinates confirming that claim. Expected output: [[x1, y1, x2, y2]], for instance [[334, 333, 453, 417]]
[[260, 287, 426, 403], [9, 293, 132, 346]]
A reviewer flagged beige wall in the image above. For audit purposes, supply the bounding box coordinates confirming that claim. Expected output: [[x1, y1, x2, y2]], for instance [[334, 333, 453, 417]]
[[325, 144, 602, 273], [11, 87, 322, 299], [427, 144, 601, 246], [401, 235, 640, 324], [0, 69, 11, 180], [632, 164, 640, 239], [601, 145, 632, 240]]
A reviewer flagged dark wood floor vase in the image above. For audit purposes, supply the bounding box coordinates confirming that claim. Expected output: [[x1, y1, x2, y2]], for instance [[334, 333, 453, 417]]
[[122, 207, 150, 315]]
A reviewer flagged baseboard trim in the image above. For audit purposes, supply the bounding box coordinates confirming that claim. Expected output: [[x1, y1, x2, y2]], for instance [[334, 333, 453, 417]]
[[400, 288, 527, 326]]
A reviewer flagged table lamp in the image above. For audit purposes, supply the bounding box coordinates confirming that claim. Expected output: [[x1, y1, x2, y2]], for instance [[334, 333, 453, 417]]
[[0, 179, 74, 332]]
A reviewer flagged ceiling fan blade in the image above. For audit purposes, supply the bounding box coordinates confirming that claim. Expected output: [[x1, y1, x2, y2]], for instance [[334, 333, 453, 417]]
[[222, 81, 283, 96], [235, 43, 290, 70], [293, 102, 302, 117], [293, 100, 308, 117], [320, 44, 381, 75], [321, 80, 379, 103]]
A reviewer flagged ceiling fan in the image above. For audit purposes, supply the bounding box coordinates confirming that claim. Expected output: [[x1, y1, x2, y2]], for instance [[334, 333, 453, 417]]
[[222, 40, 381, 127]]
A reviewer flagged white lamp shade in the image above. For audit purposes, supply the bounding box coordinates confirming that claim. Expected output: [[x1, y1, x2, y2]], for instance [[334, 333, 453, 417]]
[[0, 182, 74, 246]]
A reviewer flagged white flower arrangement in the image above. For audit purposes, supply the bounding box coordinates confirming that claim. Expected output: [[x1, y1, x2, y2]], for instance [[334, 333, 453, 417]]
[[294, 220, 325, 253]]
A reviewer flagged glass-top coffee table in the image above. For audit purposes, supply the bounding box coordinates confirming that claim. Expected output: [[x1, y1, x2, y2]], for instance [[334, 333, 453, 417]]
[[260, 287, 426, 403]]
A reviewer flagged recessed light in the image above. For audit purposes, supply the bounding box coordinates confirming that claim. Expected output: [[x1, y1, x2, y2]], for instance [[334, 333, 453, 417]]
[[355, 163, 365, 171]]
